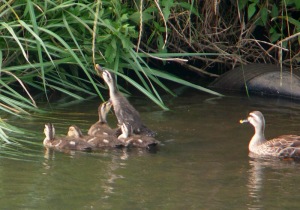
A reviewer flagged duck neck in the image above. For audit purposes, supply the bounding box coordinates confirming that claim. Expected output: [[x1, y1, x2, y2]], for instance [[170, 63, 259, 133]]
[[108, 85, 118, 100], [99, 111, 107, 123], [43, 124, 55, 145], [106, 74, 117, 93], [118, 124, 130, 139], [106, 75, 120, 102], [249, 125, 266, 152], [118, 129, 129, 139]]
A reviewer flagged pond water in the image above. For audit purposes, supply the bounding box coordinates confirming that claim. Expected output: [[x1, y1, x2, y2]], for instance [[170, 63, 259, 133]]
[[1, 91, 300, 209]]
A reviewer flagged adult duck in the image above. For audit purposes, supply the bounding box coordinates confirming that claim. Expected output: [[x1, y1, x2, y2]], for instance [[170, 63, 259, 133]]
[[240, 111, 300, 160], [43, 123, 92, 152], [95, 64, 156, 137]]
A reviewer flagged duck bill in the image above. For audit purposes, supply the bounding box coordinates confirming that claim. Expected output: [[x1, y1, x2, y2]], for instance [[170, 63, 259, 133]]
[[239, 119, 249, 124], [95, 64, 104, 75], [106, 99, 112, 107]]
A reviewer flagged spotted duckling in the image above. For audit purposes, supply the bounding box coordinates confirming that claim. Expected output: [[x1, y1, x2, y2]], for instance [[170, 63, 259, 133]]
[[43, 123, 92, 152], [95, 64, 156, 137], [87, 100, 115, 136], [68, 125, 129, 148], [240, 111, 300, 160], [118, 123, 159, 150]]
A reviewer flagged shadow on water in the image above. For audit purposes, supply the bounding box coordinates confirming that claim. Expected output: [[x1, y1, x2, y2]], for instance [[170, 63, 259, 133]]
[[2, 91, 300, 209]]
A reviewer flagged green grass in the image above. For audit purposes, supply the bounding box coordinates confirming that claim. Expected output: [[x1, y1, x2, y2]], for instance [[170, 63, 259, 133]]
[[0, 0, 224, 151]]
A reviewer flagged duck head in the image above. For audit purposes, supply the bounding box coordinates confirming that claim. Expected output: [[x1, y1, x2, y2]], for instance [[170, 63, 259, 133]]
[[99, 100, 112, 123], [240, 111, 266, 152], [118, 123, 132, 139], [95, 65, 117, 93], [43, 123, 55, 145], [95, 64, 104, 75], [240, 111, 265, 134], [68, 125, 83, 138]]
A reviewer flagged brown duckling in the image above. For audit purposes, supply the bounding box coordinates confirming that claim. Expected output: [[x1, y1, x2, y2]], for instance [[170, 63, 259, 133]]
[[95, 64, 156, 137], [43, 123, 92, 152], [240, 111, 300, 160], [68, 125, 129, 148], [87, 100, 115, 136], [118, 123, 159, 150]]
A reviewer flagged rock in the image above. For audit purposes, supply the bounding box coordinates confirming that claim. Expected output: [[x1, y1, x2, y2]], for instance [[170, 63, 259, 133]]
[[209, 64, 300, 99]]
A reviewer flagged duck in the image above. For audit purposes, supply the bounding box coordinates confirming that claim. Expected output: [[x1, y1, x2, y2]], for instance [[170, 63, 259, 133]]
[[118, 123, 159, 150], [68, 125, 129, 148], [240, 111, 300, 159], [43, 123, 93, 152], [87, 100, 115, 136], [95, 64, 156, 137]]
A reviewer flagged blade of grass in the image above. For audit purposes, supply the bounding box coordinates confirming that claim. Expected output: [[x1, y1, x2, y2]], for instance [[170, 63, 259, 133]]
[[129, 49, 176, 96], [1, 70, 37, 107], [114, 71, 169, 110], [46, 74, 97, 96], [151, 69, 223, 96], [26, 0, 48, 99], [0, 22, 31, 63], [128, 50, 166, 103], [38, 26, 103, 100], [0, 81, 35, 107], [63, 13, 89, 66], [46, 84, 84, 100]]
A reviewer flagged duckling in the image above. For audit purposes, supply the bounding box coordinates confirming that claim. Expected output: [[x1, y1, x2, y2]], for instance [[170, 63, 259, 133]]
[[88, 100, 115, 136], [118, 123, 159, 150], [68, 125, 128, 148], [95, 64, 156, 137], [240, 111, 300, 160], [43, 123, 92, 152]]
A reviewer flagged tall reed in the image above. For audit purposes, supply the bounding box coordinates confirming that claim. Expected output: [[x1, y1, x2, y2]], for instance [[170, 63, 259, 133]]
[[0, 0, 223, 147]]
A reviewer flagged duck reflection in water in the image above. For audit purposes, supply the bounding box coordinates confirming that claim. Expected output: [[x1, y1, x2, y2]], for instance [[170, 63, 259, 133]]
[[247, 155, 300, 210], [247, 158, 264, 210]]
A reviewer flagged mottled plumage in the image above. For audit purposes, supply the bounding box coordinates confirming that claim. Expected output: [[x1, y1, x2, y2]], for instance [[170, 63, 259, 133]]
[[240, 111, 300, 159], [118, 123, 159, 150], [43, 123, 92, 152], [95, 64, 156, 137], [69, 125, 128, 148], [87, 101, 115, 136]]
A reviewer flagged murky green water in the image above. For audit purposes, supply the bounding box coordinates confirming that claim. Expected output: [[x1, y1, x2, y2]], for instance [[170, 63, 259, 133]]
[[2, 91, 300, 209]]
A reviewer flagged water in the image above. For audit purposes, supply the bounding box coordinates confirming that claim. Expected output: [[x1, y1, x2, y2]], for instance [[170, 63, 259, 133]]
[[2, 91, 300, 209]]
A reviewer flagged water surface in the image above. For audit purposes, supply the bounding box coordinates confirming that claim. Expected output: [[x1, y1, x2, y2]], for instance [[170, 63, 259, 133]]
[[1, 92, 300, 209]]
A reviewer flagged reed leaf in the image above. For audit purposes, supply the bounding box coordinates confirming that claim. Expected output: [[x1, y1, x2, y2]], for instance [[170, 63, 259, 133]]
[[115, 71, 169, 110], [150, 69, 223, 97], [0, 0, 226, 153], [0, 22, 30, 63]]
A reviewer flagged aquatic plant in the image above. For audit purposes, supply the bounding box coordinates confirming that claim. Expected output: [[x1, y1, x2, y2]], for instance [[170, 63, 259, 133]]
[[0, 0, 299, 150], [0, 0, 222, 147]]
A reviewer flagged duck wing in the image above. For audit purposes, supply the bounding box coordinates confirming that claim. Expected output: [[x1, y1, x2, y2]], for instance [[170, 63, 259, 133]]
[[51, 138, 92, 152], [279, 147, 300, 160], [86, 136, 126, 148], [64, 139, 93, 152], [113, 94, 156, 136], [276, 135, 300, 147], [264, 135, 300, 159]]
